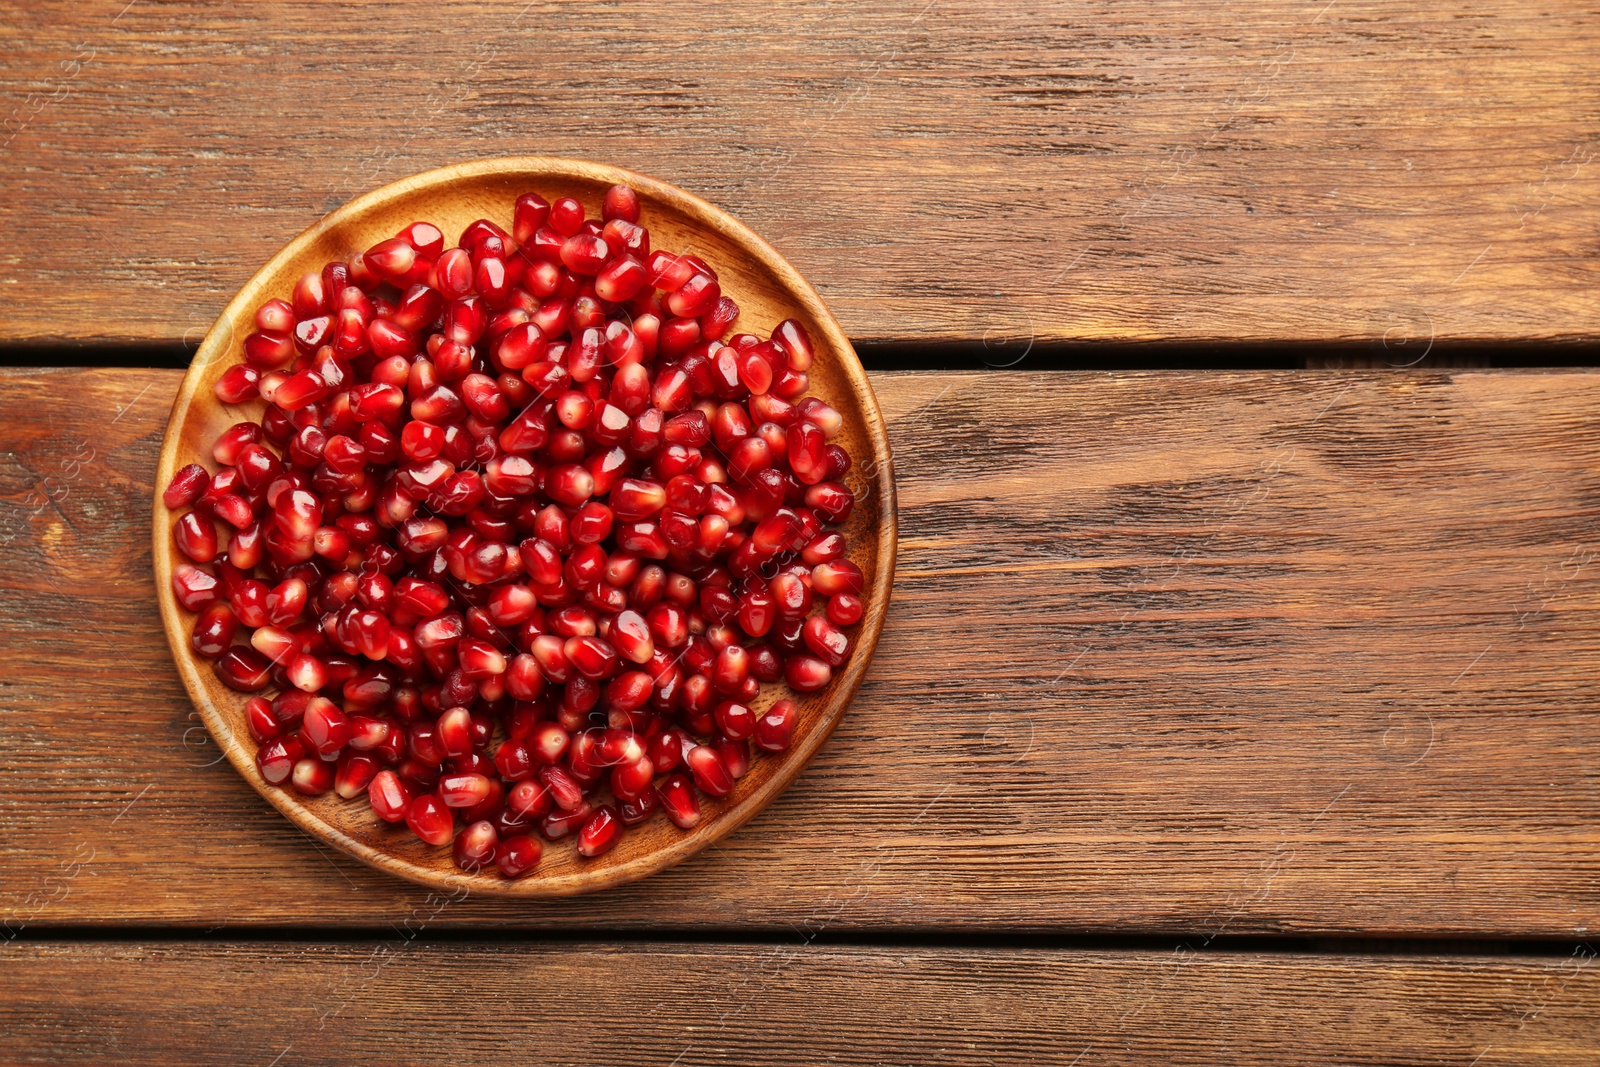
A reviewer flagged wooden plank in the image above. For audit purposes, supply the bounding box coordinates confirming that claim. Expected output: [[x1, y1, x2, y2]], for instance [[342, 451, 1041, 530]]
[[4, 367, 1600, 935], [2, 941, 1598, 1065], [2, 2, 1598, 347]]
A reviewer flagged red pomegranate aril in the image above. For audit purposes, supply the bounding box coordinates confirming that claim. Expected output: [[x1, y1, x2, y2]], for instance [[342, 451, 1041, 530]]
[[496, 833, 542, 877], [253, 297, 293, 333], [524, 722, 567, 766], [701, 296, 741, 342], [575, 805, 621, 857], [396, 220, 445, 260], [506, 779, 553, 823], [215, 646, 272, 691], [215, 364, 262, 404], [511, 191, 551, 242], [189, 602, 236, 659], [715, 737, 751, 780], [599, 183, 640, 224], [541, 801, 592, 841], [803, 615, 852, 668], [685, 744, 734, 798], [175, 511, 218, 563], [301, 697, 350, 757], [805, 481, 854, 523], [827, 593, 864, 626], [645, 250, 695, 292], [289, 757, 334, 796], [811, 559, 864, 596], [451, 819, 498, 872], [538, 764, 585, 812], [617, 785, 659, 827], [335, 751, 381, 799], [665, 272, 720, 318], [244, 330, 295, 369], [754, 698, 799, 752], [164, 464, 212, 510], [345, 714, 393, 751], [438, 772, 492, 809], [365, 237, 418, 282], [255, 735, 305, 785], [559, 233, 610, 275], [210, 493, 254, 531], [594, 254, 647, 302], [784, 653, 833, 692], [713, 644, 750, 695], [490, 738, 532, 781], [274, 369, 329, 412], [368, 769, 412, 822], [249, 620, 300, 662], [283, 650, 325, 692], [801, 531, 847, 566], [406, 793, 455, 846], [714, 699, 756, 740], [772, 318, 815, 371], [658, 772, 701, 829], [436, 707, 474, 758], [548, 196, 585, 236]]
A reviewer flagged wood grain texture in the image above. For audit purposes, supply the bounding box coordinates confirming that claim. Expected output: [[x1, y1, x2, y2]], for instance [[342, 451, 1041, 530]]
[[3, 941, 1599, 1065], [2, 1, 1599, 347], [5, 367, 1600, 935], [149, 158, 898, 897]]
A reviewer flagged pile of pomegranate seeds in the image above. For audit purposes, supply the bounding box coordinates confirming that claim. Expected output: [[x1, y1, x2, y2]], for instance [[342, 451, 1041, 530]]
[[167, 184, 865, 877]]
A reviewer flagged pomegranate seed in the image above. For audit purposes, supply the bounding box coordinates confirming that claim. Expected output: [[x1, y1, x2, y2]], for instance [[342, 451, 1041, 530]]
[[602, 183, 641, 223], [548, 197, 585, 236], [811, 559, 864, 596], [214, 365, 262, 404], [576, 804, 622, 857], [365, 237, 418, 282], [803, 615, 852, 668], [507, 777, 553, 820], [301, 697, 350, 757], [511, 191, 551, 241], [618, 786, 659, 826], [658, 773, 701, 828], [368, 769, 412, 822], [496, 833, 542, 877], [827, 593, 864, 626], [189, 602, 236, 659], [436, 707, 474, 758], [529, 722, 570, 765], [714, 700, 756, 740], [715, 737, 751, 779], [595, 255, 647, 303], [784, 653, 833, 692], [406, 793, 455, 846], [255, 735, 305, 784], [174, 511, 218, 563], [344, 716, 390, 751], [164, 464, 211, 509], [686, 744, 734, 798], [290, 758, 334, 796], [215, 646, 272, 691], [538, 764, 585, 811], [335, 751, 381, 799], [541, 800, 592, 840], [754, 698, 799, 751], [453, 819, 499, 871]]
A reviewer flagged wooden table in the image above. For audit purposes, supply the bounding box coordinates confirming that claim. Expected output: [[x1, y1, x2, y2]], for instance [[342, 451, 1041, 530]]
[[3, 2, 1599, 1063]]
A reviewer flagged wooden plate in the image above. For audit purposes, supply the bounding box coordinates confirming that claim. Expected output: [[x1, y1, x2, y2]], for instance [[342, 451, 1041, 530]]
[[152, 158, 897, 896]]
